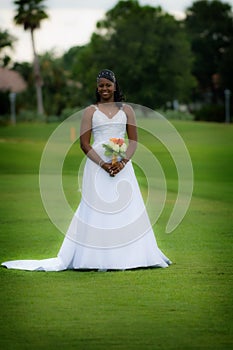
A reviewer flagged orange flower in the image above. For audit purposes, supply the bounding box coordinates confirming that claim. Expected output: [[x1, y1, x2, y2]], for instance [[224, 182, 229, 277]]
[[110, 137, 124, 145], [117, 138, 124, 146]]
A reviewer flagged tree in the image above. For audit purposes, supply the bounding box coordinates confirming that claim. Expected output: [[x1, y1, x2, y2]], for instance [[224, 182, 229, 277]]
[[0, 28, 16, 67], [39, 51, 80, 116], [13, 0, 48, 115], [0, 30, 17, 121], [13, 60, 36, 113], [71, 0, 195, 109], [185, 0, 233, 103], [12, 51, 82, 117]]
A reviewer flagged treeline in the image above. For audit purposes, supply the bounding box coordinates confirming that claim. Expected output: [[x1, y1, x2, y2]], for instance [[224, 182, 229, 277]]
[[1, 0, 233, 122]]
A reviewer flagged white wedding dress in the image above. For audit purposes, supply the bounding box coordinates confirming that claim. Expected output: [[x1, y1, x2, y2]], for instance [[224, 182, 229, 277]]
[[1, 106, 171, 271]]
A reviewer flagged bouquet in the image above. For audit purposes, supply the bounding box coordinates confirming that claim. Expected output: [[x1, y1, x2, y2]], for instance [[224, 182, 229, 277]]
[[102, 138, 127, 164]]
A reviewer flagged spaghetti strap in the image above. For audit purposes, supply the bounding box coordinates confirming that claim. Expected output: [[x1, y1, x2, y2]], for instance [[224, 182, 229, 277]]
[[90, 104, 98, 110]]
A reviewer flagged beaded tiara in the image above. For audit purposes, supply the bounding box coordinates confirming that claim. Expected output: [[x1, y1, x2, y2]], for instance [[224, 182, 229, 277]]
[[97, 69, 116, 83]]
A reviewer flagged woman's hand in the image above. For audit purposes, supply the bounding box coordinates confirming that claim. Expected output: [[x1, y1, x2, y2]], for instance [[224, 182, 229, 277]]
[[102, 161, 125, 177]]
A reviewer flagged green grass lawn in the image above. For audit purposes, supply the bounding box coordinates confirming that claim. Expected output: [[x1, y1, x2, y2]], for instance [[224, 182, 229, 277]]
[[0, 120, 232, 350]]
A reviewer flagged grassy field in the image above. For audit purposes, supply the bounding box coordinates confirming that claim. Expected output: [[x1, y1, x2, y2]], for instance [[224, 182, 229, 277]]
[[0, 120, 232, 350]]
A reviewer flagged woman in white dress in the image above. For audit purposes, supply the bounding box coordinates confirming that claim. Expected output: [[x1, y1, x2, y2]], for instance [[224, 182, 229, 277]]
[[2, 69, 171, 271]]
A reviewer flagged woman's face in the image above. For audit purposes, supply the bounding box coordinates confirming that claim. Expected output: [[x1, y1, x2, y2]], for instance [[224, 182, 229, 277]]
[[97, 78, 115, 102]]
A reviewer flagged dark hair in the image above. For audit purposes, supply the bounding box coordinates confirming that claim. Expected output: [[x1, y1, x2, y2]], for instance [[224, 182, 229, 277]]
[[95, 69, 124, 104]]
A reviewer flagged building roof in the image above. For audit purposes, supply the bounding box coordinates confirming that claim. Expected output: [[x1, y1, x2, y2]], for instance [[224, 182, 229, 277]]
[[0, 67, 27, 93]]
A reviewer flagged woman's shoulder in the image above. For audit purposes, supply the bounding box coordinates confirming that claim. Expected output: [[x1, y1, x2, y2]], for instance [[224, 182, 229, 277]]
[[85, 104, 98, 113], [121, 103, 135, 120], [82, 105, 97, 120], [121, 103, 133, 112]]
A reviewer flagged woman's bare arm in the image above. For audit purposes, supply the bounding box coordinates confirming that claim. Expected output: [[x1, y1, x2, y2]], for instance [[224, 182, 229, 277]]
[[80, 106, 112, 173], [123, 104, 138, 162]]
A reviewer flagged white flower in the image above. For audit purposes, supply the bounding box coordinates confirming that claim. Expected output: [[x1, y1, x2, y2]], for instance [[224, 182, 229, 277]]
[[112, 144, 119, 152], [121, 143, 127, 152], [109, 140, 115, 148]]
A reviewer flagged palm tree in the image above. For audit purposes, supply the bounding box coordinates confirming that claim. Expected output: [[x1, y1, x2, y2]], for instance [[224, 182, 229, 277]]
[[14, 0, 48, 115]]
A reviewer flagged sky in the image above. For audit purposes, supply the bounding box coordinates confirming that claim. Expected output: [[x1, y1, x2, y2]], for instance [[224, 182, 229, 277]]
[[1, 0, 233, 62]]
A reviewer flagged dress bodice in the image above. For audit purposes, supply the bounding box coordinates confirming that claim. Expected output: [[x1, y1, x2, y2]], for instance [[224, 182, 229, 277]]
[[92, 107, 127, 146]]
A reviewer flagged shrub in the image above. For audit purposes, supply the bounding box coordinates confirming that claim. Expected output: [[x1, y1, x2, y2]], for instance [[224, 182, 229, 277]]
[[0, 114, 10, 126], [60, 107, 80, 121], [157, 109, 194, 121], [17, 110, 45, 122], [194, 104, 227, 122]]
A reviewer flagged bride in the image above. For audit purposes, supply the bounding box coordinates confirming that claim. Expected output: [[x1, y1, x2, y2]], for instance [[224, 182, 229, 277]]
[[1, 69, 171, 271]]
